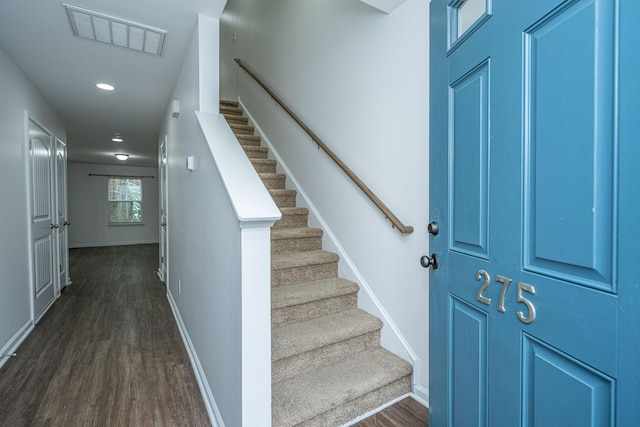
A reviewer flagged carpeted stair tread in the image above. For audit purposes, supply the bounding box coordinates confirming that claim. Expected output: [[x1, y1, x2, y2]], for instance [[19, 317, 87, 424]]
[[272, 309, 382, 361], [272, 227, 323, 254], [236, 134, 262, 146], [272, 348, 412, 427], [220, 106, 243, 116], [269, 189, 297, 208], [219, 99, 238, 108], [243, 146, 269, 158], [271, 227, 323, 241], [260, 173, 287, 190], [229, 123, 255, 135], [271, 250, 339, 287], [274, 207, 309, 229], [260, 172, 286, 180], [251, 158, 277, 173], [271, 278, 359, 310], [272, 250, 339, 271], [223, 114, 249, 125], [271, 278, 358, 327], [271, 310, 383, 383], [279, 207, 308, 215]]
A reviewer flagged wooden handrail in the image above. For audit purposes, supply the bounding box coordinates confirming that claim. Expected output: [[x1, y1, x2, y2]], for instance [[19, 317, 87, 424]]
[[234, 58, 413, 234]]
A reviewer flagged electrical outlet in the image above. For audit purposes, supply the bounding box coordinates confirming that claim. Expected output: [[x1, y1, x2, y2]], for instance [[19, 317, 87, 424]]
[[178, 279, 181, 294]]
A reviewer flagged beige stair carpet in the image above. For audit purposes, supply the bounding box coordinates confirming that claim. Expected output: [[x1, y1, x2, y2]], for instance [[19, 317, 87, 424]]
[[220, 99, 412, 427]]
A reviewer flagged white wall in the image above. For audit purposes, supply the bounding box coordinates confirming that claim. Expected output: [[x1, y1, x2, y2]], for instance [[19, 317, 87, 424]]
[[220, 0, 431, 400], [162, 23, 241, 426], [0, 44, 66, 364], [159, 15, 278, 426], [66, 162, 159, 248]]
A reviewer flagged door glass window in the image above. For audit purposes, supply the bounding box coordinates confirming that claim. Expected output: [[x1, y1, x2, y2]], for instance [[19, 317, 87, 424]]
[[457, 0, 486, 37]]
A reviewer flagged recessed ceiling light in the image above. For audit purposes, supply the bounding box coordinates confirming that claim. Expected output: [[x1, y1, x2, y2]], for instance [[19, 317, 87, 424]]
[[96, 83, 115, 91], [112, 133, 124, 142], [115, 154, 129, 161]]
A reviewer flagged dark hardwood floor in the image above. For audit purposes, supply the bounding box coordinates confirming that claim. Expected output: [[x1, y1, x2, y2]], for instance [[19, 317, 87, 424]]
[[352, 397, 428, 426], [0, 244, 210, 426], [0, 244, 428, 426]]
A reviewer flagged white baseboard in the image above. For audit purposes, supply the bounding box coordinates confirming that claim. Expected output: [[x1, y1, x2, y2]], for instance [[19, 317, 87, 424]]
[[412, 384, 429, 408], [166, 291, 225, 427], [340, 391, 428, 426], [69, 240, 159, 249], [239, 97, 422, 384], [0, 320, 34, 370]]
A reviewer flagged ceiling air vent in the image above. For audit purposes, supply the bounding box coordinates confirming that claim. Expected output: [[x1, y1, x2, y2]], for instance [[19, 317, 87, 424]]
[[64, 3, 167, 56]]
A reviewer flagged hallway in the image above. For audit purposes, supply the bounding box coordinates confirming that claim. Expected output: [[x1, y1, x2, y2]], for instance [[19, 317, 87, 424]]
[[0, 244, 210, 426]]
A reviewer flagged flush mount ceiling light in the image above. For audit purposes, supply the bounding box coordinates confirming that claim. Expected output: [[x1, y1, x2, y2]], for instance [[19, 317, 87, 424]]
[[96, 82, 115, 91], [64, 3, 167, 56], [112, 133, 124, 142], [115, 154, 129, 161]]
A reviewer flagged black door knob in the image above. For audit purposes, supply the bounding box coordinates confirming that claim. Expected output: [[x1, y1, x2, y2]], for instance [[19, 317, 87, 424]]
[[420, 254, 439, 270], [427, 221, 439, 236]]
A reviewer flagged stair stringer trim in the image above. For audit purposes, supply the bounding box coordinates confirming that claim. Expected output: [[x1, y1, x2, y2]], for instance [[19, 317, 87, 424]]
[[166, 291, 225, 427], [237, 97, 423, 397]]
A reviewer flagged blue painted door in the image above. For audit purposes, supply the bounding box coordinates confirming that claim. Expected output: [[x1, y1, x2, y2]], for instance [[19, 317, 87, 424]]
[[429, 0, 640, 425]]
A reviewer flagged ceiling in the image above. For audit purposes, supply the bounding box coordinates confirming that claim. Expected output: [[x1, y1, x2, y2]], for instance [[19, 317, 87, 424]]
[[0, 0, 226, 167]]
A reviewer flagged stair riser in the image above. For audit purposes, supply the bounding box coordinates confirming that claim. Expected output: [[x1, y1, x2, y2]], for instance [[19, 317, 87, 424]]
[[231, 125, 255, 135], [237, 136, 262, 146], [272, 236, 322, 255], [272, 293, 357, 328], [271, 194, 297, 208], [294, 376, 412, 427], [262, 176, 286, 190], [244, 148, 269, 159], [272, 331, 380, 384], [273, 214, 309, 229], [220, 107, 243, 116], [252, 162, 277, 173], [224, 115, 249, 125], [220, 100, 238, 108], [272, 262, 338, 287]]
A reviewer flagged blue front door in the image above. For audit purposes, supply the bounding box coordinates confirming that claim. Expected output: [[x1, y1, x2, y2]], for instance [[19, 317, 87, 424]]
[[429, 0, 640, 425]]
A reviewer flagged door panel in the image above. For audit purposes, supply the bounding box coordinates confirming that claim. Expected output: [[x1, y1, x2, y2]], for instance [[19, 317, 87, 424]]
[[524, 0, 615, 290], [29, 119, 56, 320], [522, 336, 614, 427], [449, 297, 487, 427], [450, 60, 489, 258], [430, 0, 638, 425]]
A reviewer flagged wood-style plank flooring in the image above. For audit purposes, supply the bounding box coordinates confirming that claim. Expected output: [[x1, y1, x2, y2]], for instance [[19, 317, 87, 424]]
[[0, 244, 210, 426], [352, 397, 428, 426]]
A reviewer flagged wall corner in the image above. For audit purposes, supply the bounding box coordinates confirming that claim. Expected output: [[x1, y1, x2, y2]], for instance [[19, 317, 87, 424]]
[[197, 14, 220, 114]]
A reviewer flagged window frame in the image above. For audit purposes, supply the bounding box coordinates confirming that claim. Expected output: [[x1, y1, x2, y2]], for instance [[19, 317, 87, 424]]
[[107, 177, 144, 225]]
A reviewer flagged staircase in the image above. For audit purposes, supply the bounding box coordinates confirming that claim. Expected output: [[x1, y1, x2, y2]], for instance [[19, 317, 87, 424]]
[[220, 100, 412, 427]]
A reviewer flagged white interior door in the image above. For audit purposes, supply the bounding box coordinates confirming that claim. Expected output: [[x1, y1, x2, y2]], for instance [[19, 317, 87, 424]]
[[158, 135, 168, 283], [55, 137, 69, 291], [29, 118, 56, 321]]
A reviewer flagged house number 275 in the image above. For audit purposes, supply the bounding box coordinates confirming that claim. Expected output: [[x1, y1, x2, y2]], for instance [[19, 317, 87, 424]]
[[475, 270, 536, 324]]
